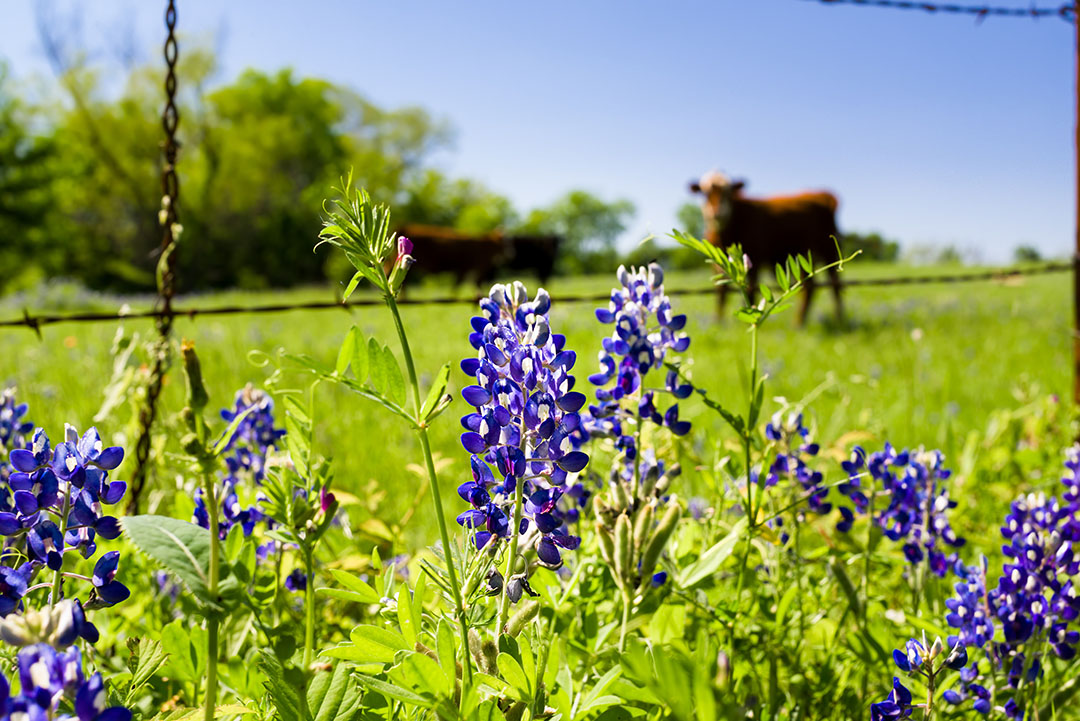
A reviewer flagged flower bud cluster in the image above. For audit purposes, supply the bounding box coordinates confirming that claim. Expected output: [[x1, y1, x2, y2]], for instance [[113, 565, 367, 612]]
[[763, 412, 829, 540], [457, 282, 587, 571]]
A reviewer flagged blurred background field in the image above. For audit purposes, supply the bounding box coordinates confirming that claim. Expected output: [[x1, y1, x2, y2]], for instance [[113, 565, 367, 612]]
[[1, 261, 1069, 547]]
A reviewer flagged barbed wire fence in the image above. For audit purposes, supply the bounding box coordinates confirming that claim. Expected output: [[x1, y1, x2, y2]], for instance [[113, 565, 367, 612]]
[[4, 0, 1078, 509], [0, 261, 1072, 333], [801, 0, 1074, 21]]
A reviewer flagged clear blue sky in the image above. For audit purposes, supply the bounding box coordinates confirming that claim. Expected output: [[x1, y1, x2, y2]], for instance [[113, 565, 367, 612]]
[[2, 0, 1075, 261]]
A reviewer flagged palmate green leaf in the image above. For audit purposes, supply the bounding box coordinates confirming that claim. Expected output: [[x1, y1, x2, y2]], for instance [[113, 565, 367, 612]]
[[308, 662, 364, 721], [123, 516, 214, 607], [387, 652, 446, 702], [677, 518, 747, 589]]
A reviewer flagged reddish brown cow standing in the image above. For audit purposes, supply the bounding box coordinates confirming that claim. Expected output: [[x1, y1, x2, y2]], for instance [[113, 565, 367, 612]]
[[689, 172, 844, 326]]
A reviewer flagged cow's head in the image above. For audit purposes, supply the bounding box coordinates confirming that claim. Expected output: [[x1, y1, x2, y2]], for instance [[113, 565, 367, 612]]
[[689, 171, 744, 238]]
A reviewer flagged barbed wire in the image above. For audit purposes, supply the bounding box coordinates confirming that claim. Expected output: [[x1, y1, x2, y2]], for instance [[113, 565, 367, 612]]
[[0, 262, 1070, 333], [801, 0, 1076, 22]]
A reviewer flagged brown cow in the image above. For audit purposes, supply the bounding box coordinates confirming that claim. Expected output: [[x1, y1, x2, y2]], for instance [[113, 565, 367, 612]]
[[689, 171, 843, 326], [394, 224, 508, 288], [499, 235, 561, 284]]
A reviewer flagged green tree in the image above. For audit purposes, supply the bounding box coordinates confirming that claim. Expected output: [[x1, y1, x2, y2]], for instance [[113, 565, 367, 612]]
[[675, 201, 705, 241], [1014, 245, 1042, 263], [516, 190, 636, 274], [0, 64, 57, 292], [394, 168, 518, 234], [842, 231, 900, 262]]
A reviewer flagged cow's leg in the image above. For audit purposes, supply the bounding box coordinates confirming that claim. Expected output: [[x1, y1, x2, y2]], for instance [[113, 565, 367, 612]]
[[797, 277, 815, 327], [716, 284, 729, 318]]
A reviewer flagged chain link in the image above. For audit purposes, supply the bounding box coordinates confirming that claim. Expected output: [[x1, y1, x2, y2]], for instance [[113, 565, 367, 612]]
[[128, 0, 180, 514]]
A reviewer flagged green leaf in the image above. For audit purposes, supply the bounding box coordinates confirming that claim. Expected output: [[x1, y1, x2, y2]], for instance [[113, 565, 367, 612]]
[[160, 619, 203, 684], [830, 558, 863, 618], [353, 674, 432, 708], [258, 650, 306, 721], [326, 569, 380, 604], [323, 625, 410, 664], [125, 638, 169, 705], [336, 327, 357, 376], [149, 706, 257, 721], [387, 652, 446, 701], [496, 653, 531, 702], [211, 404, 258, 457], [368, 338, 386, 392], [308, 662, 364, 721], [775, 584, 799, 628], [381, 345, 406, 406], [420, 363, 451, 421], [436, 619, 456, 695], [678, 518, 747, 588], [351, 330, 370, 384], [341, 271, 364, 302], [397, 586, 417, 647], [123, 516, 214, 607], [318, 588, 379, 605]]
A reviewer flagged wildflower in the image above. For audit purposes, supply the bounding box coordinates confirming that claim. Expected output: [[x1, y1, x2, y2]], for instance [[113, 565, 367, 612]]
[[837, 444, 964, 576], [869, 677, 913, 720], [0, 644, 131, 721], [457, 282, 586, 570], [285, 569, 307, 592], [90, 552, 130, 607], [581, 263, 691, 445], [764, 411, 830, 522]]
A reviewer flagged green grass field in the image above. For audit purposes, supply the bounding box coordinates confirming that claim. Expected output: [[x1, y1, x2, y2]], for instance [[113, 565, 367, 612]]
[[0, 263, 1072, 546]]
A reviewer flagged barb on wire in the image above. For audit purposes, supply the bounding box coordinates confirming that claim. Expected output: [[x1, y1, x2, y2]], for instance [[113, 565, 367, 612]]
[[128, 0, 181, 514], [803, 0, 1075, 22], [0, 262, 1071, 332]]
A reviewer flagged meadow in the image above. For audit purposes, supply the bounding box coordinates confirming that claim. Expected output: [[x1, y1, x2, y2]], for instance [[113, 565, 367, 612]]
[[0, 262, 1069, 541], [0, 240, 1076, 721]]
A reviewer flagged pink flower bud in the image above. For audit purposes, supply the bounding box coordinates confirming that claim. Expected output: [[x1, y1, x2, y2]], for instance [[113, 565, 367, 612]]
[[397, 236, 413, 261]]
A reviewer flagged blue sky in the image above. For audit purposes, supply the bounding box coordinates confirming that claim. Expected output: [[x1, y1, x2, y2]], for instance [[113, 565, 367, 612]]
[[2, 0, 1074, 261]]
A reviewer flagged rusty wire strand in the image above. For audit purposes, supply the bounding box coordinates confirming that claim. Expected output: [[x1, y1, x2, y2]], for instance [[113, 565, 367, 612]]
[[801, 0, 1075, 21], [0, 261, 1071, 331], [128, 0, 180, 514]]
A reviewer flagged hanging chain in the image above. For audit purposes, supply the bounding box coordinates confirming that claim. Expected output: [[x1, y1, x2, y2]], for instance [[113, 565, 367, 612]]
[[129, 0, 180, 513]]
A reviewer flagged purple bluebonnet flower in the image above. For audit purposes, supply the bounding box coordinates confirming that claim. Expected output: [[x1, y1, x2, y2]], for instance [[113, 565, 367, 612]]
[[457, 282, 586, 570], [0, 643, 131, 721], [870, 677, 913, 720], [764, 411, 830, 525], [837, 444, 964, 577], [578, 263, 691, 446], [0, 421, 128, 617], [193, 384, 285, 544], [285, 569, 307, 592], [0, 388, 33, 455], [90, 552, 130, 606]]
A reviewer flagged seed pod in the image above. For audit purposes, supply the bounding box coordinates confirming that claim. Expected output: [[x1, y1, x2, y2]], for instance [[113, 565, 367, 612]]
[[655, 473, 673, 495], [639, 501, 682, 582], [596, 522, 615, 564], [611, 479, 631, 511], [640, 464, 660, 499], [505, 600, 541, 637], [633, 502, 655, 552], [468, 629, 485, 670], [614, 513, 633, 587], [180, 340, 209, 412], [480, 639, 499, 675]]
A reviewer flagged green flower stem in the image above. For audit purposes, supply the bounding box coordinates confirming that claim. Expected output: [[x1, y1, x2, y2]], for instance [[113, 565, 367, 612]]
[[385, 295, 473, 688], [49, 481, 73, 606], [618, 588, 633, 653], [497, 476, 526, 632], [203, 470, 220, 721], [302, 543, 316, 671]]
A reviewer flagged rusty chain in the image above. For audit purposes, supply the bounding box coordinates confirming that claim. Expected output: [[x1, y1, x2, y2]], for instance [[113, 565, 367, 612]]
[[128, 0, 180, 514], [803, 0, 1075, 21]]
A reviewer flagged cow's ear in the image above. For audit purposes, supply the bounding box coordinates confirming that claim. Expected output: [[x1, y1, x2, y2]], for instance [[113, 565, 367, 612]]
[[689, 181, 702, 194], [732, 180, 746, 193]]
